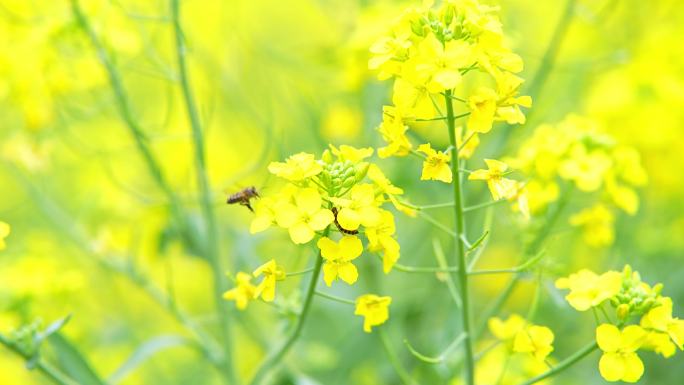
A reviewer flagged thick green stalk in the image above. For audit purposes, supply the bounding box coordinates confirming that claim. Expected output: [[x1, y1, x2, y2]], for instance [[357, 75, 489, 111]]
[[169, 0, 237, 383], [518, 342, 598, 385], [445, 91, 475, 385], [0, 335, 79, 385], [248, 238, 327, 385]]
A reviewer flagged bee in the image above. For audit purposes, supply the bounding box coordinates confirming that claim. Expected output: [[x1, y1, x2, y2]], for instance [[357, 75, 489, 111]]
[[227, 186, 260, 212], [332, 207, 359, 235]]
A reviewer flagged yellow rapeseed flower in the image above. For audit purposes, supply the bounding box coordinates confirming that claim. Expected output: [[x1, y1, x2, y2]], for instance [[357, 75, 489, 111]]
[[268, 152, 323, 181], [365, 210, 400, 273], [0, 221, 10, 250], [467, 87, 498, 133], [569, 204, 615, 247], [331, 184, 382, 231], [275, 187, 334, 244], [355, 294, 392, 333], [558, 145, 612, 192], [596, 324, 646, 383], [378, 106, 413, 158], [513, 325, 555, 362], [328, 144, 374, 163], [555, 269, 622, 311], [468, 159, 517, 200], [223, 272, 256, 311], [317, 236, 364, 286], [641, 297, 684, 352], [252, 259, 285, 302], [494, 71, 531, 125], [413, 34, 473, 93], [417, 143, 452, 183], [488, 314, 526, 341]]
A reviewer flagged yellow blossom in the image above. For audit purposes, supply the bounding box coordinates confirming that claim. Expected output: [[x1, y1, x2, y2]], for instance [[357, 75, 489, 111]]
[[558, 145, 612, 192], [413, 34, 473, 93], [367, 164, 416, 217], [331, 184, 382, 231], [0, 221, 10, 250], [555, 269, 622, 311], [569, 204, 615, 247], [252, 259, 285, 302], [378, 106, 413, 158], [513, 325, 555, 362], [317, 236, 364, 286], [596, 324, 646, 383], [329, 144, 374, 163], [368, 31, 412, 80], [365, 210, 400, 273], [355, 294, 392, 333], [223, 272, 256, 311], [268, 152, 323, 181], [393, 70, 435, 119], [417, 143, 452, 183], [488, 314, 526, 341], [468, 159, 517, 200], [467, 87, 498, 133], [494, 71, 531, 125], [641, 297, 684, 352], [275, 187, 334, 244], [250, 187, 296, 234]]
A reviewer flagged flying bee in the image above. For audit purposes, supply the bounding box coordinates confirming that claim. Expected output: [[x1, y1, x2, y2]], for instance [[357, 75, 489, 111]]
[[227, 186, 259, 212], [332, 207, 359, 235]]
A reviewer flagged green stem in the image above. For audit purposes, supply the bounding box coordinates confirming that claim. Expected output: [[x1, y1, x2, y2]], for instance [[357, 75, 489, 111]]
[[286, 267, 314, 277], [170, 1, 236, 383], [445, 90, 475, 385], [248, 239, 326, 385], [314, 291, 355, 305], [69, 0, 185, 228], [517, 342, 598, 385], [379, 329, 417, 385], [0, 335, 80, 385]]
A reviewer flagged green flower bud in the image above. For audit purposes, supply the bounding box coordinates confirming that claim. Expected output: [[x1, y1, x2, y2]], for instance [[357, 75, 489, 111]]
[[321, 149, 333, 164], [617, 304, 630, 320], [354, 162, 370, 182]]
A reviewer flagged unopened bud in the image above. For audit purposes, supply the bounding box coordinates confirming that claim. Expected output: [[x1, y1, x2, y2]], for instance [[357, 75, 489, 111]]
[[617, 304, 630, 320]]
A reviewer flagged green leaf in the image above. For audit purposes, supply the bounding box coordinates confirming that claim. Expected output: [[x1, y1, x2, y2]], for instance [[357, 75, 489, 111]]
[[108, 335, 192, 384], [48, 333, 108, 385], [35, 314, 72, 347]]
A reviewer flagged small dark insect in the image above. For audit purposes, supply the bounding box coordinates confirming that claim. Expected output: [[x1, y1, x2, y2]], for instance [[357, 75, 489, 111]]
[[227, 186, 259, 212], [332, 207, 359, 235]]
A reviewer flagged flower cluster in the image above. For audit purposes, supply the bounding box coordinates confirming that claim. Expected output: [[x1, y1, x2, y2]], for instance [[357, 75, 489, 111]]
[[556, 265, 684, 382], [508, 115, 648, 246], [370, 0, 530, 181], [224, 146, 405, 331]]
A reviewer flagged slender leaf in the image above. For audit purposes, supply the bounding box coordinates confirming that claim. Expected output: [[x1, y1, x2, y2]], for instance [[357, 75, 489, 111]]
[[108, 335, 192, 384], [48, 333, 108, 385]]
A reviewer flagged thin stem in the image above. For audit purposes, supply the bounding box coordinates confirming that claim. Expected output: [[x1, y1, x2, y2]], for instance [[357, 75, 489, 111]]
[[404, 333, 466, 364], [414, 112, 470, 122], [69, 0, 185, 228], [433, 238, 462, 308], [0, 334, 80, 385], [517, 342, 598, 385], [463, 199, 506, 213], [248, 234, 327, 385], [445, 90, 475, 385], [417, 211, 457, 237], [379, 329, 417, 385], [170, 1, 236, 383], [314, 291, 355, 305], [286, 267, 314, 277]]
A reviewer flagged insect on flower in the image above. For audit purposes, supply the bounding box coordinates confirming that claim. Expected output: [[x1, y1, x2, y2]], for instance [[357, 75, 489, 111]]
[[227, 186, 260, 212], [332, 207, 359, 235]]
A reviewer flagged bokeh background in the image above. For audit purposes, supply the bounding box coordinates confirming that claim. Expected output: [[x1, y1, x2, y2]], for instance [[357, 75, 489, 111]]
[[1, 0, 683, 384]]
